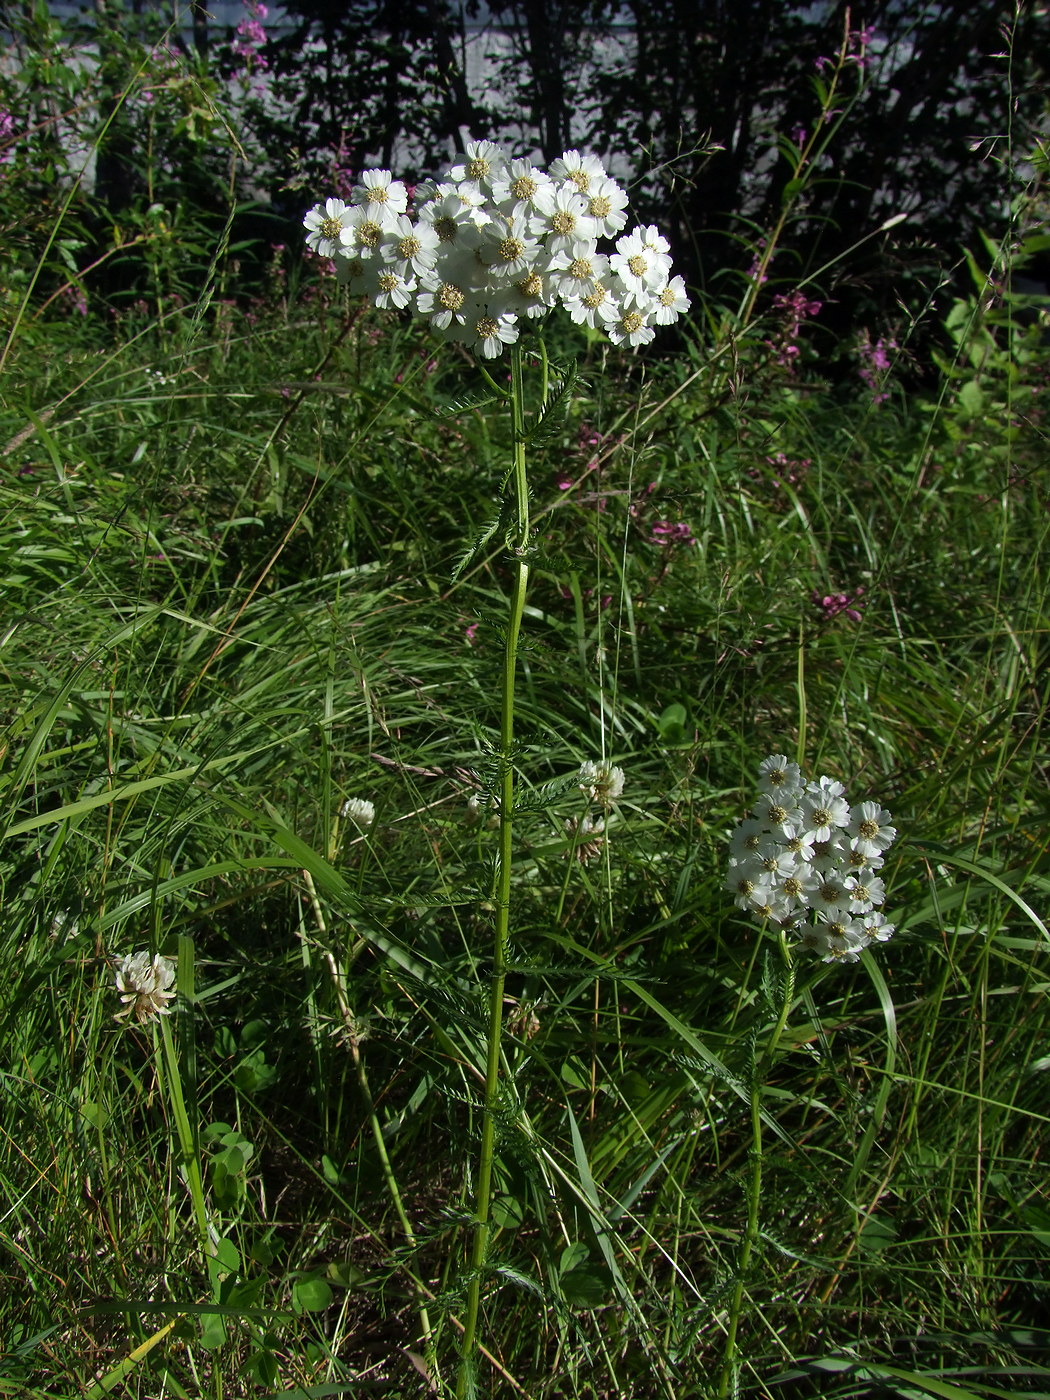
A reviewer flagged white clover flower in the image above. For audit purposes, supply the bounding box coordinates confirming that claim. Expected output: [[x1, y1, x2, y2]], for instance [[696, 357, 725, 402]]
[[115, 951, 176, 1025], [577, 759, 625, 803], [342, 797, 376, 828]]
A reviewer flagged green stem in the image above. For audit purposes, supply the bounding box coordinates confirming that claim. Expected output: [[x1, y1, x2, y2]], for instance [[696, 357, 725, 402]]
[[458, 342, 531, 1396], [716, 931, 795, 1400]]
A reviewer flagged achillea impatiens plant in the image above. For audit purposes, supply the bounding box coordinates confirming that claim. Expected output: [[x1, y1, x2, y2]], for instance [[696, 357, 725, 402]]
[[305, 138, 686, 1396], [727, 753, 897, 962], [718, 754, 899, 1398], [303, 137, 688, 352]]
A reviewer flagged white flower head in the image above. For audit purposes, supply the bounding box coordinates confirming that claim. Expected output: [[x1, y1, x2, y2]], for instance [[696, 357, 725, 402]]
[[799, 778, 851, 841], [606, 295, 658, 348], [351, 168, 408, 218], [491, 159, 557, 220], [757, 753, 804, 800], [448, 138, 509, 197], [849, 800, 897, 858], [456, 307, 520, 358], [610, 226, 673, 297], [477, 212, 541, 283], [549, 148, 608, 196], [584, 177, 630, 238], [577, 759, 625, 804], [380, 214, 440, 279], [115, 951, 176, 1025], [342, 797, 376, 828], [304, 198, 355, 258]]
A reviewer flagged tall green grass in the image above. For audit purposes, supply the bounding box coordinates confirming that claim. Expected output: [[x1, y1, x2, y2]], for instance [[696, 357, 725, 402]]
[[3, 101, 1050, 1400]]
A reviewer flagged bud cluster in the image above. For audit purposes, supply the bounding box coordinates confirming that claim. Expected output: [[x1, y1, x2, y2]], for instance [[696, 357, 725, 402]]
[[303, 138, 689, 355], [726, 754, 898, 962]]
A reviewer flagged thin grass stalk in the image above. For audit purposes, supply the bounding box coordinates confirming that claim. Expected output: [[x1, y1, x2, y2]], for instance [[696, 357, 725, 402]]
[[458, 341, 531, 1396], [717, 930, 796, 1400], [301, 867, 439, 1378]]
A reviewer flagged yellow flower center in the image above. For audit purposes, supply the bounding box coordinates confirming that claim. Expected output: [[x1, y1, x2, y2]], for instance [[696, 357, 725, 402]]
[[621, 311, 644, 334], [398, 235, 421, 259], [589, 195, 611, 218], [378, 273, 398, 292], [467, 156, 490, 181], [357, 221, 382, 249], [628, 254, 648, 278], [439, 283, 465, 310], [583, 286, 607, 309], [568, 169, 589, 193], [476, 316, 499, 339], [517, 271, 543, 297], [552, 211, 576, 235], [569, 258, 592, 279], [319, 216, 343, 240], [512, 175, 537, 199], [498, 236, 525, 263]]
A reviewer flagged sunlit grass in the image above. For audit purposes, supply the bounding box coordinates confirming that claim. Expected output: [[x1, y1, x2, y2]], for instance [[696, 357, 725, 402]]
[[2, 255, 1049, 1398]]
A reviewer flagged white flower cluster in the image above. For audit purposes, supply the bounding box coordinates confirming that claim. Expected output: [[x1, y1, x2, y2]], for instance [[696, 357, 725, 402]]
[[303, 138, 689, 354], [726, 754, 898, 963], [115, 950, 177, 1024]]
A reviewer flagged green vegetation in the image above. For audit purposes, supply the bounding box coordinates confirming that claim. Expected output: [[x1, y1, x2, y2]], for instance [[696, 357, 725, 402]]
[[2, 15, 1050, 1399]]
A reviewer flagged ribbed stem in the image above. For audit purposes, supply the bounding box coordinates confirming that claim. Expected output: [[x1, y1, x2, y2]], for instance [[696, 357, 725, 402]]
[[457, 342, 530, 1397]]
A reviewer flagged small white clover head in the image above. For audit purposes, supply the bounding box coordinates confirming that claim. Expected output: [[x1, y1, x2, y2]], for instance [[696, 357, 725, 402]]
[[577, 760, 625, 804], [115, 951, 176, 1024], [341, 797, 376, 829], [728, 753, 899, 963]]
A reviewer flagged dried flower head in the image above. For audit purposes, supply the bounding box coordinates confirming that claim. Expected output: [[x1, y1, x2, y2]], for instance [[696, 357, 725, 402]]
[[115, 951, 176, 1024], [564, 813, 606, 863]]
